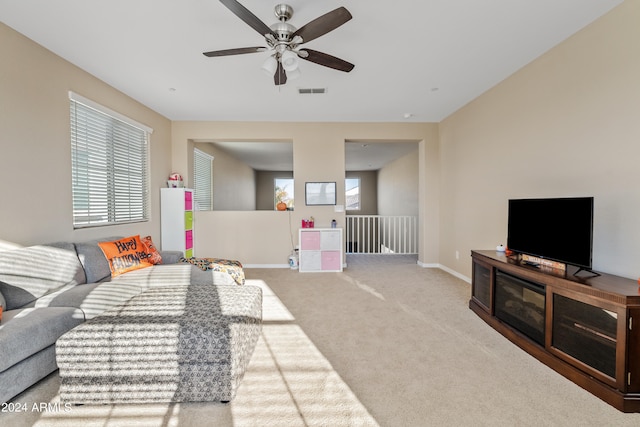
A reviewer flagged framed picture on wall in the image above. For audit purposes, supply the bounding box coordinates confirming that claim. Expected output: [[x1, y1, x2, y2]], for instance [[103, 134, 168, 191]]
[[305, 182, 336, 205]]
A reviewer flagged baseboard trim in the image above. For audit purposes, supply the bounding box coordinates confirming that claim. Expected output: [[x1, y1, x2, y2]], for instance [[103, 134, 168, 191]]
[[245, 262, 472, 283], [439, 264, 471, 283], [417, 260, 439, 268], [244, 264, 290, 269], [417, 261, 471, 284]]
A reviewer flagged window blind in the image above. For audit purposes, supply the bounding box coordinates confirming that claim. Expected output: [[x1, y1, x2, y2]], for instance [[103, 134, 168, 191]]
[[70, 96, 150, 228], [193, 148, 213, 211]]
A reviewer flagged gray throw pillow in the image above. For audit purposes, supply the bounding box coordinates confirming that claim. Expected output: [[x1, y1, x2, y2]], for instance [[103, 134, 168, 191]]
[[75, 236, 123, 283]]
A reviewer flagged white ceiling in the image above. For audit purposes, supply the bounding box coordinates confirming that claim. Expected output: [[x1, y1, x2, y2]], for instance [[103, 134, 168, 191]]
[[202, 141, 294, 171], [196, 140, 419, 171], [0, 0, 623, 123], [345, 141, 418, 171]]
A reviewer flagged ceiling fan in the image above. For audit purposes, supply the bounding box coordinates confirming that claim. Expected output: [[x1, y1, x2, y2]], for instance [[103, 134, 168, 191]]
[[203, 0, 355, 86]]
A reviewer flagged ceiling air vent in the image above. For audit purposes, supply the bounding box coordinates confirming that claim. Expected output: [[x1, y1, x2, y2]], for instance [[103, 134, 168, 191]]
[[298, 88, 327, 94]]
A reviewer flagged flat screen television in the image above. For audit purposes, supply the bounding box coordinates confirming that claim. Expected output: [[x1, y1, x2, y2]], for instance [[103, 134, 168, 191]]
[[507, 197, 594, 270]]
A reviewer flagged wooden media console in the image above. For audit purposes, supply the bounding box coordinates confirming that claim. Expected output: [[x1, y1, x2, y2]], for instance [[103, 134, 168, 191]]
[[470, 250, 640, 412]]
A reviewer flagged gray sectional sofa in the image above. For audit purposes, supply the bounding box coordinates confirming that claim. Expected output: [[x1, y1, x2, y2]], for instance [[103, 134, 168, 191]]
[[0, 237, 245, 404]]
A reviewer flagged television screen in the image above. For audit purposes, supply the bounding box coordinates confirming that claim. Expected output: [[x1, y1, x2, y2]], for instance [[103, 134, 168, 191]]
[[507, 197, 594, 269]]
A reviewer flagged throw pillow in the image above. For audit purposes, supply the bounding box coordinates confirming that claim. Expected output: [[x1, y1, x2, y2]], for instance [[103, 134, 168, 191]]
[[76, 236, 123, 283], [97, 235, 153, 277], [141, 235, 162, 264]]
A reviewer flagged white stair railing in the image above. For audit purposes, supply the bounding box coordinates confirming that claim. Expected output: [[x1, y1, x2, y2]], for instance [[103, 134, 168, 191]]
[[345, 215, 418, 254]]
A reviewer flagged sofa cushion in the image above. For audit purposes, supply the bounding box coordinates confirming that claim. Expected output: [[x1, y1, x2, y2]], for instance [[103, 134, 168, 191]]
[[110, 263, 216, 288], [0, 244, 86, 310], [159, 251, 184, 265], [44, 242, 87, 284], [75, 236, 123, 283], [98, 235, 154, 277], [0, 307, 84, 372], [37, 282, 144, 320]]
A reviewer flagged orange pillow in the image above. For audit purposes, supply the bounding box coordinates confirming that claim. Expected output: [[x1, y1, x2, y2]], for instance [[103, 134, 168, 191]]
[[141, 235, 162, 265], [98, 235, 153, 277]]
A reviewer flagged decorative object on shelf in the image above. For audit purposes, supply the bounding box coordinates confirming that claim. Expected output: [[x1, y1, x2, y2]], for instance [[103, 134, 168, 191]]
[[301, 217, 315, 228], [203, 2, 354, 86], [305, 182, 336, 205], [496, 244, 506, 252], [331, 219, 337, 228], [167, 173, 184, 188], [521, 254, 567, 271], [276, 201, 287, 211]]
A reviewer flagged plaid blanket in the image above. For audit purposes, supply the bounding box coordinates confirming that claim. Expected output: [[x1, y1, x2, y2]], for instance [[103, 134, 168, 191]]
[[179, 257, 245, 285]]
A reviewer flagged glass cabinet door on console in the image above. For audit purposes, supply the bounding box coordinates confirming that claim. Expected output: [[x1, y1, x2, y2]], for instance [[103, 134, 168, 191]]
[[495, 271, 545, 345], [548, 287, 626, 390], [471, 260, 491, 311]]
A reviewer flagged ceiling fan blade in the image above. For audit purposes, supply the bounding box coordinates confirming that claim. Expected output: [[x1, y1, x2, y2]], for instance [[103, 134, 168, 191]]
[[292, 7, 352, 44], [203, 47, 266, 57], [274, 62, 287, 86], [299, 49, 354, 72], [219, 0, 276, 38]]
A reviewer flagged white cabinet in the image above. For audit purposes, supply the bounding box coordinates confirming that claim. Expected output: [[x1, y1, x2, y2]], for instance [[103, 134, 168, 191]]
[[298, 228, 343, 272], [160, 188, 194, 258]]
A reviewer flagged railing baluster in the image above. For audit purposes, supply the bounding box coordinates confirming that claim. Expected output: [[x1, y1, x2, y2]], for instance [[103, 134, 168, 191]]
[[404, 216, 408, 253], [345, 215, 418, 255], [368, 216, 372, 253]]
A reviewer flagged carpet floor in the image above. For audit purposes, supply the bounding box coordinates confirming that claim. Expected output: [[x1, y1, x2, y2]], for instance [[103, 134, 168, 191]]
[[2, 255, 640, 426]]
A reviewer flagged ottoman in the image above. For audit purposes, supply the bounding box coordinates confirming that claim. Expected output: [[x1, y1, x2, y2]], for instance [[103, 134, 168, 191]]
[[56, 284, 262, 404]]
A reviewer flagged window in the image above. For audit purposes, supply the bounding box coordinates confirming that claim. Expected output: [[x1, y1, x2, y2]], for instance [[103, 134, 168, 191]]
[[345, 177, 360, 210], [194, 149, 213, 211], [70, 92, 152, 228], [275, 178, 294, 210]]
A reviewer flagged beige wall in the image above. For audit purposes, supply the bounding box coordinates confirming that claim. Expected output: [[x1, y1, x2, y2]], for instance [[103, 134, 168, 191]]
[[377, 148, 419, 216], [256, 171, 294, 210], [0, 23, 172, 247], [438, 0, 640, 279], [193, 142, 256, 210], [172, 122, 439, 266], [346, 170, 377, 215]]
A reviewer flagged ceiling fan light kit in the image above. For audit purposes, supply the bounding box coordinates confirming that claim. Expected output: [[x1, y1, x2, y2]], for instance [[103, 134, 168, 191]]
[[204, 0, 354, 86], [286, 67, 301, 80], [261, 56, 278, 75], [280, 50, 299, 72]]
